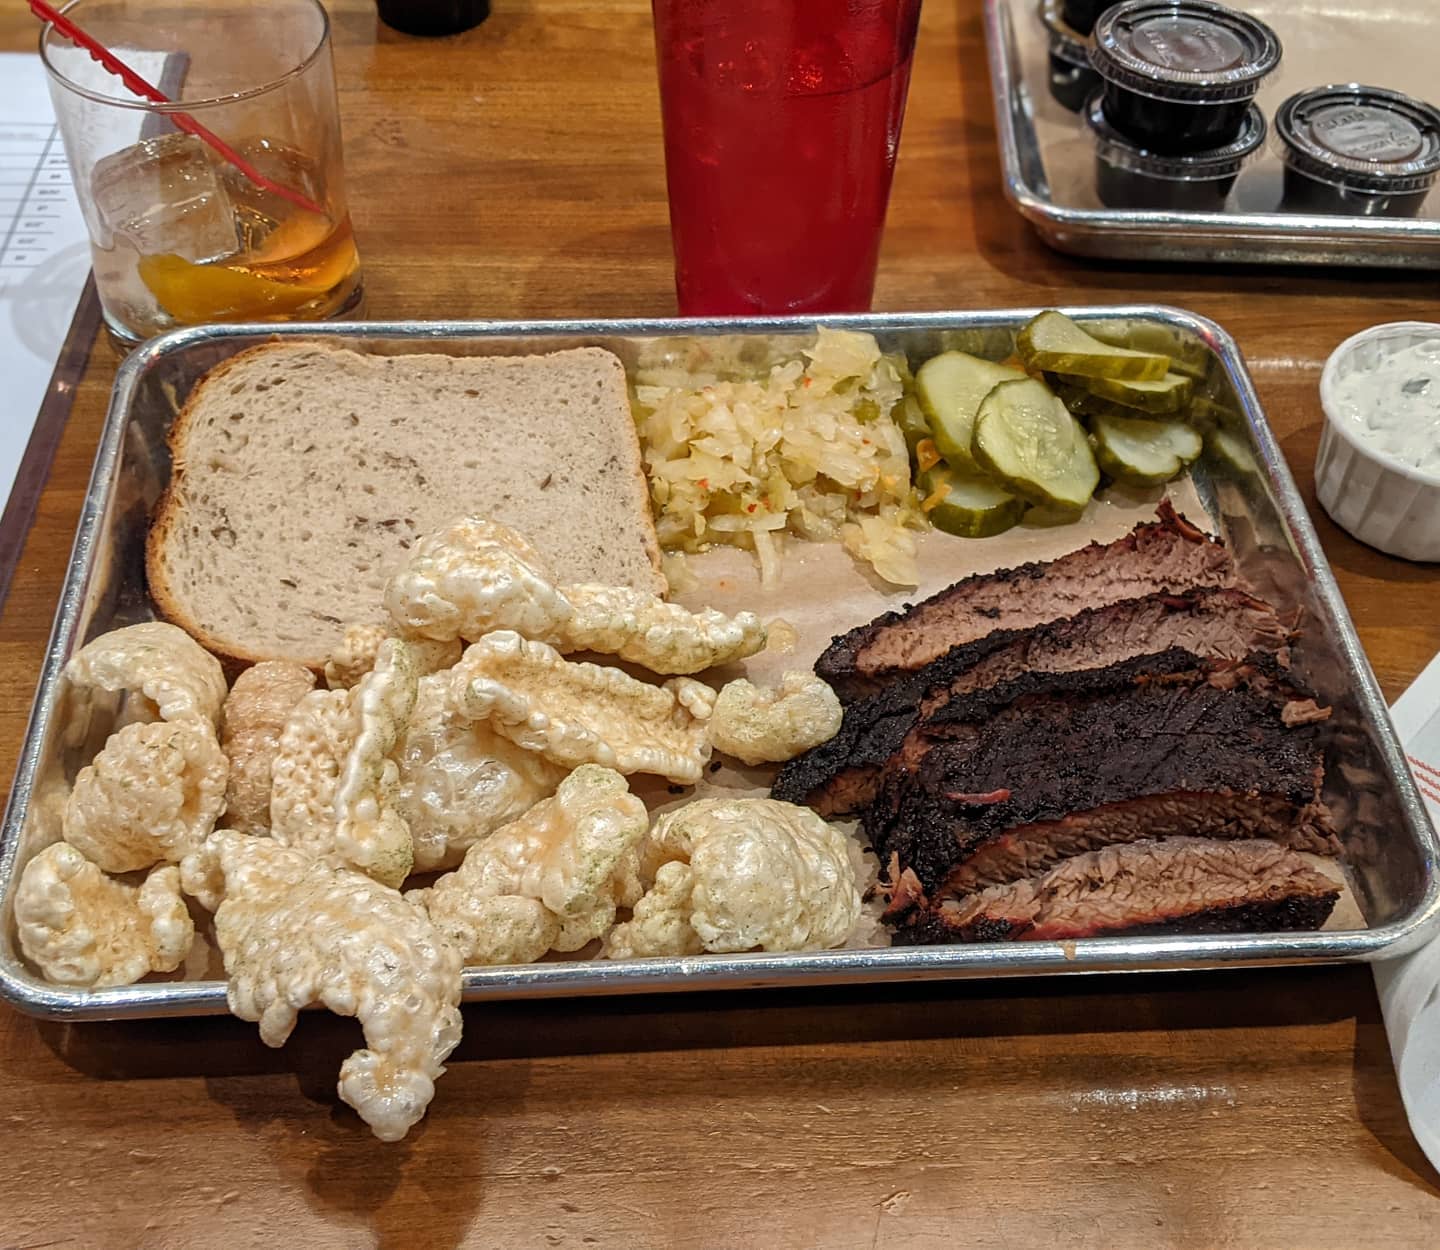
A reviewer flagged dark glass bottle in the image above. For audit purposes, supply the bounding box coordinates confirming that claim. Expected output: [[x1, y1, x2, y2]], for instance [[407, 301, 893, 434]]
[[376, 0, 490, 37]]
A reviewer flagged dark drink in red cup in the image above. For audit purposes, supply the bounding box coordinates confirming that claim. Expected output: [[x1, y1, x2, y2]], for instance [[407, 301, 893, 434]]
[[652, 0, 922, 316]]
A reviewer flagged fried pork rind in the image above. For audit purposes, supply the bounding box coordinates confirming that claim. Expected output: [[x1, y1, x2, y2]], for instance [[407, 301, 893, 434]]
[[606, 797, 861, 956], [409, 765, 648, 964], [270, 639, 419, 887], [63, 718, 228, 873], [324, 623, 462, 691], [16, 843, 194, 987], [397, 672, 566, 872], [220, 661, 316, 835], [383, 516, 766, 674], [182, 831, 462, 1142], [602, 860, 701, 959], [564, 583, 766, 676], [667, 676, 718, 721], [449, 632, 713, 784], [268, 688, 348, 847], [325, 624, 390, 690], [62, 621, 227, 745], [708, 671, 843, 766], [384, 518, 573, 644]]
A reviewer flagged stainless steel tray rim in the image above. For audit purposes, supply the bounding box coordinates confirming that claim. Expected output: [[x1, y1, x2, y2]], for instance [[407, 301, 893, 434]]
[[4, 918, 1439, 1019], [1003, 181, 1440, 240], [125, 303, 1268, 352], [3, 307, 1436, 1021], [984, 0, 1440, 263]]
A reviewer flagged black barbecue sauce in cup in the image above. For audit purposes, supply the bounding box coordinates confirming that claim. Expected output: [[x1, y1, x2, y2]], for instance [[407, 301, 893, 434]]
[[1276, 85, 1440, 218], [1089, 0, 1281, 155], [1085, 92, 1265, 210]]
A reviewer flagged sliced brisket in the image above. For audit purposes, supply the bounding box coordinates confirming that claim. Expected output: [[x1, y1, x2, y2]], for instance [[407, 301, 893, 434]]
[[862, 650, 1337, 898], [774, 587, 1290, 816], [883, 838, 1340, 944], [814, 501, 1235, 699]]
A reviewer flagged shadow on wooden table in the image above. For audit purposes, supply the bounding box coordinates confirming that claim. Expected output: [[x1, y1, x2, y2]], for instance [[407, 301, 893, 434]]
[[38, 1009, 486, 1248], [30, 961, 1439, 1238], [34, 964, 1375, 1081], [1351, 1013, 1440, 1194]]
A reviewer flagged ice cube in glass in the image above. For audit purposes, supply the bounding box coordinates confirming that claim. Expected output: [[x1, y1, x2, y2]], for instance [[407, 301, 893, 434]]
[[90, 132, 239, 262], [215, 136, 327, 256]]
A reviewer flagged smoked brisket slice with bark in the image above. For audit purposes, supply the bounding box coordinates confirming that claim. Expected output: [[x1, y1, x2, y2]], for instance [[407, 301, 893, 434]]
[[862, 649, 1337, 901], [815, 501, 1234, 700], [774, 587, 1291, 817], [882, 838, 1340, 944]]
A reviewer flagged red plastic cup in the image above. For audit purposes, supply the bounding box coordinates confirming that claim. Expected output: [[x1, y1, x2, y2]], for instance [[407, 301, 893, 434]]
[[652, 0, 922, 316]]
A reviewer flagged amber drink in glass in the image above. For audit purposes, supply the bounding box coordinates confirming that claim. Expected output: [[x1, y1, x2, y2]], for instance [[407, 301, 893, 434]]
[[41, 0, 362, 343]]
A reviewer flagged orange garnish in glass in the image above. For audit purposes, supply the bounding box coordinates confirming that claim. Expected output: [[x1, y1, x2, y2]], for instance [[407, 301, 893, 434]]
[[138, 253, 334, 320]]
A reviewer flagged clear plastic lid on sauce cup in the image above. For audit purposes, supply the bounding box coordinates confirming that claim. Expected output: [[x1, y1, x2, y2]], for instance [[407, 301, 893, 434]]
[[1085, 92, 1265, 211], [1276, 85, 1440, 218], [1090, 0, 1281, 154]]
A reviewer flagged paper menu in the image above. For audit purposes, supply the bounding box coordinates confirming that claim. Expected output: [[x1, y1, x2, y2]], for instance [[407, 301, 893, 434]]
[[0, 55, 88, 290], [0, 53, 91, 390], [0, 51, 95, 601], [0, 48, 179, 601], [0, 120, 79, 278]]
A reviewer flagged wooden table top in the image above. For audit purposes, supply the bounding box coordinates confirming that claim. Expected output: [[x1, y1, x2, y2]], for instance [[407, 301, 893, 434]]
[[3, 2, 1438, 1246]]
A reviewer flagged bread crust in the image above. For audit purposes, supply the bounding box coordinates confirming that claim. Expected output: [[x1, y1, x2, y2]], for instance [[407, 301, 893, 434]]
[[148, 345, 282, 668], [145, 341, 665, 669]]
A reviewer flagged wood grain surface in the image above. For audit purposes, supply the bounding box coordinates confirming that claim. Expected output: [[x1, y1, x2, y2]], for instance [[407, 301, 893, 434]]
[[2, 2, 1439, 1247]]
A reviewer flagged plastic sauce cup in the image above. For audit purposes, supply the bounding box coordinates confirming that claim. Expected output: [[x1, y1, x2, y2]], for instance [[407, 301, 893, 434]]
[[1086, 93, 1264, 210], [1089, 0, 1281, 155], [1041, 0, 1100, 113], [1276, 85, 1440, 218], [1061, 0, 1111, 37]]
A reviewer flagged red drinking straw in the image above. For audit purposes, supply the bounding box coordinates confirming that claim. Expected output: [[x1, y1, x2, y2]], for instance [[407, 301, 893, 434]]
[[30, 0, 326, 218]]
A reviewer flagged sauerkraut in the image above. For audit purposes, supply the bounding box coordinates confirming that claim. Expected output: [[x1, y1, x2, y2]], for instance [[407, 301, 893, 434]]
[[633, 329, 923, 587]]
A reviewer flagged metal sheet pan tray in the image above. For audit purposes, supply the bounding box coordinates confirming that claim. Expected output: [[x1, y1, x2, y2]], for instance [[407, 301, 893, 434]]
[[2, 308, 1437, 1021], [984, 0, 1440, 267]]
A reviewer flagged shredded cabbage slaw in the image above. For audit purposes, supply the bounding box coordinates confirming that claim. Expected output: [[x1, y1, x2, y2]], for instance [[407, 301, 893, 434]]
[[633, 329, 923, 588]]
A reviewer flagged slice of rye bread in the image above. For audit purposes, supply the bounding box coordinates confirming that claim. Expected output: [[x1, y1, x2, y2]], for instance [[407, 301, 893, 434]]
[[146, 342, 665, 668]]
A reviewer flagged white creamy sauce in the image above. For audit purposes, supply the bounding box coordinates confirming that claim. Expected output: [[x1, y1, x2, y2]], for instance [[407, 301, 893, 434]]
[[1332, 338, 1440, 475]]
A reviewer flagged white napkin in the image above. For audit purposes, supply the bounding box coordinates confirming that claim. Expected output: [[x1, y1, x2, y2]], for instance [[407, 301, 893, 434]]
[[1373, 651, 1440, 1172]]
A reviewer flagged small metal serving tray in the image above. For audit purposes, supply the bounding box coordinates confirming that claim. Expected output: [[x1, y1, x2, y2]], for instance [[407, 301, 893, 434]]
[[2, 308, 1437, 1021], [984, 0, 1440, 267]]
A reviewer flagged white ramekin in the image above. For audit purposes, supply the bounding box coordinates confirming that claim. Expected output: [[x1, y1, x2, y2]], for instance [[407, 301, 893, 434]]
[[1316, 321, 1440, 563]]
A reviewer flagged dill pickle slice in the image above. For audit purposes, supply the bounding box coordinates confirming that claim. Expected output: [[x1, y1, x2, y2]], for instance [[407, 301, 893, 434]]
[[1016, 311, 1171, 383], [894, 393, 932, 455], [1091, 412, 1203, 486], [1023, 504, 1086, 528], [1207, 426, 1260, 477], [1054, 370, 1194, 415], [914, 351, 1026, 471], [972, 377, 1100, 513], [1092, 323, 1210, 381], [1186, 394, 1240, 433], [919, 465, 1026, 538], [1050, 381, 1134, 420]]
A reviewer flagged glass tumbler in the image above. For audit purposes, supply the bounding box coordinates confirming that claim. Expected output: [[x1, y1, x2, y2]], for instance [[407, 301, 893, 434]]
[[40, 0, 363, 344], [651, 0, 923, 316]]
